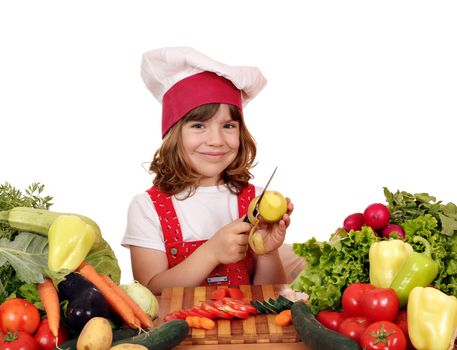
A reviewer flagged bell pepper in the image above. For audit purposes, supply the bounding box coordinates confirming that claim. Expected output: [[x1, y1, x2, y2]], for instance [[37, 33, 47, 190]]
[[407, 286, 457, 350], [48, 214, 95, 273], [390, 236, 439, 307], [369, 239, 413, 288]]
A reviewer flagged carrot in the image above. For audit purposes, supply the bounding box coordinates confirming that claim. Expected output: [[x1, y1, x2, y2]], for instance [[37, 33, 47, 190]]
[[275, 309, 292, 327], [77, 262, 139, 328], [185, 316, 215, 330], [38, 278, 60, 337], [100, 274, 153, 329]]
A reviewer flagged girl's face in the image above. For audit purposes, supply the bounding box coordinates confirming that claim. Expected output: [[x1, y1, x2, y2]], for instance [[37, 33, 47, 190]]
[[181, 104, 240, 186]]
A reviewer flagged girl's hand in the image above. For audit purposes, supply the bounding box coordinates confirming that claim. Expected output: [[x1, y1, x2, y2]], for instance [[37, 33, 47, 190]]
[[205, 218, 251, 265], [254, 197, 294, 254]]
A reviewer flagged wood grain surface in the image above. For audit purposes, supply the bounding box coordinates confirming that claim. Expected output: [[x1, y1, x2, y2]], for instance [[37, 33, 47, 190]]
[[157, 284, 299, 345]]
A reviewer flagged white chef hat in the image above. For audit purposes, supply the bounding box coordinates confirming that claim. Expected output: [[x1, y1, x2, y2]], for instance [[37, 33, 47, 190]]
[[141, 47, 267, 137]]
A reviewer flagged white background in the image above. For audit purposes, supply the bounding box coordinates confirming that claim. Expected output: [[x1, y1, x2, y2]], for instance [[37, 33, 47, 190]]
[[1, 1, 456, 284]]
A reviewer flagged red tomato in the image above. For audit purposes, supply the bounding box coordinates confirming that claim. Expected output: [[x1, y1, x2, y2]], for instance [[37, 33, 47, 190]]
[[222, 298, 257, 314], [34, 318, 69, 350], [190, 307, 216, 319], [342, 283, 375, 316], [343, 213, 364, 232], [360, 321, 407, 350], [337, 316, 370, 342], [360, 288, 399, 322], [0, 330, 39, 350], [200, 303, 233, 319], [364, 203, 390, 230], [212, 301, 249, 319], [394, 310, 414, 350], [0, 298, 41, 335], [316, 310, 347, 331], [226, 288, 245, 300], [210, 288, 228, 300]]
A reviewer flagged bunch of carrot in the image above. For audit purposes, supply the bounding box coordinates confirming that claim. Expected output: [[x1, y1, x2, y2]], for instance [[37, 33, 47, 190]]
[[77, 262, 153, 329]]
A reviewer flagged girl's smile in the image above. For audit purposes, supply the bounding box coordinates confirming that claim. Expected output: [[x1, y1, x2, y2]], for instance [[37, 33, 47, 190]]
[[182, 104, 240, 186]]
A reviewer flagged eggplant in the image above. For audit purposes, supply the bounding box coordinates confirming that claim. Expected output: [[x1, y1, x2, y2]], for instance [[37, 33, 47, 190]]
[[58, 272, 97, 301], [58, 272, 110, 332], [66, 287, 110, 332]]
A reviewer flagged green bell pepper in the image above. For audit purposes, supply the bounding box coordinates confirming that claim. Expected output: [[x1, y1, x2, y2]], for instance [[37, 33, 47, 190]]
[[390, 236, 439, 307]]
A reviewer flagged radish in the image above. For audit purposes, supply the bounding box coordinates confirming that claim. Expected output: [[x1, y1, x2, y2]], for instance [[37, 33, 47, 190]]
[[363, 203, 390, 230], [343, 213, 364, 232], [381, 224, 405, 239]]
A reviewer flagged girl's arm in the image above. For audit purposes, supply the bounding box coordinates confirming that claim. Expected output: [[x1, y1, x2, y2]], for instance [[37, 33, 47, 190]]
[[131, 218, 252, 294], [253, 249, 288, 284]]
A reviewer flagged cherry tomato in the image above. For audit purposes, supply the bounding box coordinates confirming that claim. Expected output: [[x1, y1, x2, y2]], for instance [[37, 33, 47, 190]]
[[360, 321, 407, 350], [0, 298, 41, 335], [337, 316, 370, 342], [34, 318, 70, 350], [316, 310, 347, 331], [360, 288, 399, 322], [0, 330, 39, 350], [394, 310, 414, 350], [342, 283, 375, 316]]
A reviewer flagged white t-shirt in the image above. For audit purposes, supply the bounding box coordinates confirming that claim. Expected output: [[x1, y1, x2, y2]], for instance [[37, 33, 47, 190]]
[[122, 185, 260, 252]]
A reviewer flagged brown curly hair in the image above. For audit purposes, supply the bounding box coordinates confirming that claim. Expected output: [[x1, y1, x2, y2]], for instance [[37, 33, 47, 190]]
[[149, 103, 257, 197]]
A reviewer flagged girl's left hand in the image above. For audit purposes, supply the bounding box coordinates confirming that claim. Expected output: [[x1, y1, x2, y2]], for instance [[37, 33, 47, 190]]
[[254, 197, 294, 254]]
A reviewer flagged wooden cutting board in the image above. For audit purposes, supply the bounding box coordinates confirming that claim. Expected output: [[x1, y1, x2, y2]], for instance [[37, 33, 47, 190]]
[[157, 284, 299, 345]]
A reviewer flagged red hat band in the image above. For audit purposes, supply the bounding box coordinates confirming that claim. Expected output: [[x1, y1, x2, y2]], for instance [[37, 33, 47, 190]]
[[161, 71, 242, 138]]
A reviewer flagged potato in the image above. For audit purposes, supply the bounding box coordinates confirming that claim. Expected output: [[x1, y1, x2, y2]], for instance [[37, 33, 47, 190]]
[[110, 344, 148, 350], [77, 317, 113, 350]]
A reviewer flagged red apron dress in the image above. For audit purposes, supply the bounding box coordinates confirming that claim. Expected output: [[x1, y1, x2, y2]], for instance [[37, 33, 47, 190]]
[[147, 184, 256, 286]]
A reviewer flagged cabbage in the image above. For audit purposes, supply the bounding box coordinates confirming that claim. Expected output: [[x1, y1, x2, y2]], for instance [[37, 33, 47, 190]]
[[84, 239, 121, 284], [121, 280, 159, 319]]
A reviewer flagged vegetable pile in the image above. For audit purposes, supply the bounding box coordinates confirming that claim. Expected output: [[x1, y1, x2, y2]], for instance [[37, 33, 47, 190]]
[[291, 187, 457, 315]]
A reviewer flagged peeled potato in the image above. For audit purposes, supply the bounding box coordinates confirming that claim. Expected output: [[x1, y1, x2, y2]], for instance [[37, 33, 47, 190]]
[[77, 317, 113, 350], [248, 191, 287, 224], [110, 345, 148, 350]]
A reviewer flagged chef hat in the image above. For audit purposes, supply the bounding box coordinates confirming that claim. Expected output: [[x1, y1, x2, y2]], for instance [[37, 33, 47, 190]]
[[141, 47, 267, 137]]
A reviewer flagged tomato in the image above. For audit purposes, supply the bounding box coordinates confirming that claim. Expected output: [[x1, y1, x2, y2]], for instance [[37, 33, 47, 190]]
[[190, 306, 216, 319], [0, 330, 39, 350], [394, 310, 414, 350], [33, 318, 69, 350], [0, 298, 41, 335], [210, 289, 228, 300], [212, 301, 249, 319], [226, 288, 245, 300], [337, 316, 370, 342], [316, 310, 347, 331], [364, 203, 390, 231], [200, 303, 233, 319], [222, 298, 257, 314], [343, 213, 364, 232], [360, 321, 407, 350], [360, 288, 399, 322], [342, 283, 375, 316]]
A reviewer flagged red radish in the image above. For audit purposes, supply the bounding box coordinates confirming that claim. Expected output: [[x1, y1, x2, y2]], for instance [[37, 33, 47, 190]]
[[363, 203, 390, 230], [343, 213, 364, 232], [382, 224, 405, 239]]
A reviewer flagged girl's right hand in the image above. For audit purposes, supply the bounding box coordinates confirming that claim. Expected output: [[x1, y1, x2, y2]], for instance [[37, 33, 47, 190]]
[[205, 218, 252, 265]]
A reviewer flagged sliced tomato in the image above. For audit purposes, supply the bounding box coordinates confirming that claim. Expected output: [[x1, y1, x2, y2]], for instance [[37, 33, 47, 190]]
[[213, 301, 249, 319], [222, 298, 257, 314], [201, 303, 233, 319], [191, 306, 216, 319], [174, 311, 187, 320], [164, 313, 178, 322], [181, 309, 201, 317], [210, 288, 228, 300], [226, 288, 245, 300]]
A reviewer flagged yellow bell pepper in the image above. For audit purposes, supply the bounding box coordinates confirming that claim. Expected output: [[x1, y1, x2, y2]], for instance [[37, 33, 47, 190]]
[[47, 214, 95, 273], [408, 286, 457, 350], [369, 239, 413, 288]]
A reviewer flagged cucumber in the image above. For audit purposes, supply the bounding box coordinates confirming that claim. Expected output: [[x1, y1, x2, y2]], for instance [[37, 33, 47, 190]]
[[251, 300, 268, 314], [111, 319, 189, 350], [0, 206, 102, 250], [291, 302, 360, 350], [277, 295, 294, 308]]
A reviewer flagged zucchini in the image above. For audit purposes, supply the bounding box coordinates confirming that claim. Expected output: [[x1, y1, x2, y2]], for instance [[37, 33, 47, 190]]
[[111, 319, 189, 350], [0, 206, 102, 250], [291, 301, 360, 350]]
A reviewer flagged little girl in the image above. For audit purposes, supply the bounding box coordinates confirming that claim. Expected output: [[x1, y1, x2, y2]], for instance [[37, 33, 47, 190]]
[[122, 47, 293, 294]]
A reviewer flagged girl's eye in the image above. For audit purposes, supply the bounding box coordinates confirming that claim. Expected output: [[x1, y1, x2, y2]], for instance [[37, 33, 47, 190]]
[[224, 123, 237, 129], [190, 123, 205, 129]]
